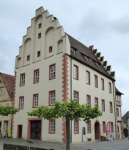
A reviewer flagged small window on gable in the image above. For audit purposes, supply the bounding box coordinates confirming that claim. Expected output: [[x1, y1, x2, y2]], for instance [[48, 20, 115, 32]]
[[49, 46, 52, 53], [39, 23, 42, 28], [27, 55, 30, 61], [71, 48, 76, 55], [0, 90, 2, 96], [38, 33, 41, 39], [84, 56, 89, 62], [37, 51, 41, 57], [95, 62, 100, 68]]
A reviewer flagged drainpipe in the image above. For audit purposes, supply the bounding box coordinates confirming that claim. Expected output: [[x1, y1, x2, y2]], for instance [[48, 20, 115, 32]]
[[70, 56, 72, 143], [113, 81, 117, 140]]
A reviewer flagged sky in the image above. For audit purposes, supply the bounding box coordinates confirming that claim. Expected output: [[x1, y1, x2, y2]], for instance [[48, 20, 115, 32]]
[[0, 0, 129, 116]]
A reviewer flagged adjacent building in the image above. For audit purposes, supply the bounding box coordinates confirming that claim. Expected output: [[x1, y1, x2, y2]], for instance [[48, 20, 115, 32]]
[[0, 72, 15, 137], [12, 6, 122, 142], [122, 111, 129, 138]]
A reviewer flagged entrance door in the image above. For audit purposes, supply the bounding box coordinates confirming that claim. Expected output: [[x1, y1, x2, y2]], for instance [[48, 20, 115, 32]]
[[31, 121, 41, 140], [95, 122, 100, 139], [4, 121, 8, 136], [18, 125, 22, 138]]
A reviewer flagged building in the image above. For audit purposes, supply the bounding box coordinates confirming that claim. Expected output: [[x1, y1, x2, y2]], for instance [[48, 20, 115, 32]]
[[122, 111, 129, 138], [0, 72, 15, 137], [12, 6, 122, 142]]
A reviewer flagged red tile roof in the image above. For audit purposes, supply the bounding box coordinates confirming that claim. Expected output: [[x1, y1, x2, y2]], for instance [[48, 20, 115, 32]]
[[0, 72, 15, 98]]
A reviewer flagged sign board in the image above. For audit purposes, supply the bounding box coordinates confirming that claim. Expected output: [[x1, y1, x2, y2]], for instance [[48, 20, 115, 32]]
[[108, 133, 114, 140], [106, 122, 111, 135]]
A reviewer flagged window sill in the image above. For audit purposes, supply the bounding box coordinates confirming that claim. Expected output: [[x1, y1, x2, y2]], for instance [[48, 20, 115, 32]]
[[49, 132, 55, 134]]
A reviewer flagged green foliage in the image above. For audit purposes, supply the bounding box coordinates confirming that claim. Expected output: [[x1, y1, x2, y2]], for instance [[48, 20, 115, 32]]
[[0, 105, 19, 116], [27, 100, 102, 123]]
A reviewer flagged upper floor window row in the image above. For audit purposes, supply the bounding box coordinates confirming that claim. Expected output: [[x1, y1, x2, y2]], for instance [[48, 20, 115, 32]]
[[20, 64, 56, 87], [39, 23, 42, 28]]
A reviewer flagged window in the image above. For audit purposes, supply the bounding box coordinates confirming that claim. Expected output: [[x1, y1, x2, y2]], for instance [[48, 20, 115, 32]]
[[6, 103, 9, 106], [19, 97, 24, 109], [0, 79, 1, 83], [74, 120, 79, 134], [74, 91, 79, 103], [39, 23, 42, 28], [37, 51, 41, 57], [49, 120, 55, 133], [109, 82, 111, 93], [38, 33, 41, 39], [34, 69, 39, 84], [117, 108, 119, 117], [110, 102, 113, 113], [0, 90, 2, 96], [95, 97, 98, 106], [33, 94, 38, 108], [87, 121, 91, 133], [20, 74, 25, 86], [117, 126, 119, 133], [74, 65, 78, 80], [86, 71, 90, 85], [118, 95, 120, 101], [50, 64, 55, 80], [102, 100, 105, 111], [101, 78, 104, 90], [103, 122, 106, 133], [84, 56, 89, 61], [27, 55, 30, 61], [49, 46, 52, 53], [94, 75, 98, 88], [50, 91, 55, 105], [87, 95, 91, 106], [111, 122, 113, 133]]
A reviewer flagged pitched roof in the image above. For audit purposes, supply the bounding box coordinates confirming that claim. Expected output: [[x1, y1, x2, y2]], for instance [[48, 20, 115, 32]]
[[115, 87, 123, 95], [122, 111, 129, 123], [67, 34, 114, 80], [0, 72, 15, 98]]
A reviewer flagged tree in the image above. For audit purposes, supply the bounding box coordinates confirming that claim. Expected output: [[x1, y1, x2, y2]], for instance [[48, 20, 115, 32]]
[[27, 100, 102, 150], [0, 105, 19, 116]]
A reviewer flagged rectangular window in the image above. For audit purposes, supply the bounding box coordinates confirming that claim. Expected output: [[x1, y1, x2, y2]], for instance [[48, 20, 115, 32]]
[[74, 120, 79, 134], [73, 49, 76, 54], [87, 121, 91, 133], [49, 46, 52, 53], [111, 122, 113, 133], [117, 126, 119, 133], [103, 122, 105, 132], [39, 23, 42, 28], [27, 55, 30, 61], [20, 74, 25, 87], [118, 95, 120, 101], [74, 65, 78, 80], [110, 102, 113, 113], [50, 64, 55, 80], [74, 91, 79, 103], [34, 69, 39, 84], [50, 120, 55, 133], [117, 108, 119, 116], [109, 82, 111, 93], [101, 78, 104, 90], [87, 95, 91, 106], [0, 90, 2, 96], [19, 97, 24, 109], [95, 97, 98, 106], [86, 71, 90, 85], [50, 91, 55, 105], [33, 94, 38, 108], [38, 33, 41, 39], [102, 100, 105, 111], [37, 51, 41, 57], [94, 75, 98, 88]]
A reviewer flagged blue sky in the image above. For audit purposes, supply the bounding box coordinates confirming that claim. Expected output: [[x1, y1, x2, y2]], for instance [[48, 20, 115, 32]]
[[0, 0, 129, 115]]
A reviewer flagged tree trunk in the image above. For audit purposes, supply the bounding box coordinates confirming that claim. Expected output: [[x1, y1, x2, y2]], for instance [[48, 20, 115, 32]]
[[66, 114, 70, 150]]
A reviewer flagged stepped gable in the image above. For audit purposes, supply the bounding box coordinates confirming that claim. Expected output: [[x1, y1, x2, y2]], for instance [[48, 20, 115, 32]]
[[67, 34, 112, 79], [0, 72, 15, 98], [115, 87, 123, 95]]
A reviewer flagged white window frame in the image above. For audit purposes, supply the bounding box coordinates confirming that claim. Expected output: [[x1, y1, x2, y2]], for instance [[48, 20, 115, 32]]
[[74, 66, 78, 79], [74, 92, 78, 102], [101, 79, 104, 90], [103, 122, 105, 132], [95, 98, 98, 106], [94, 75, 97, 87], [86, 71, 90, 84], [87, 95, 90, 106], [87, 122, 90, 132], [50, 120, 55, 132], [20, 97, 24, 109], [50, 91, 55, 105], [0, 90, 2, 96], [34, 95, 38, 107], [21, 74, 25, 86], [35, 70, 39, 83], [50, 65, 55, 79], [74, 120, 78, 133]]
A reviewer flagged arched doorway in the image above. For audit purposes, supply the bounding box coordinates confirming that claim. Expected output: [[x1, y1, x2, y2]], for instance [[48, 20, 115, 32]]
[[95, 121, 101, 139], [123, 128, 128, 138]]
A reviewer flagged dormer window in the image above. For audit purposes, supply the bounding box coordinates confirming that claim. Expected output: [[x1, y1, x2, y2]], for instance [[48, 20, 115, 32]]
[[84, 56, 89, 61], [73, 49, 76, 54], [37, 51, 41, 57], [95, 62, 100, 68], [39, 23, 42, 28]]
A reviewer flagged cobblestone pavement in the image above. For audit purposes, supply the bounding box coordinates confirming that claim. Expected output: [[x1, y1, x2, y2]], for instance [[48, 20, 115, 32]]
[[0, 138, 129, 150]]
